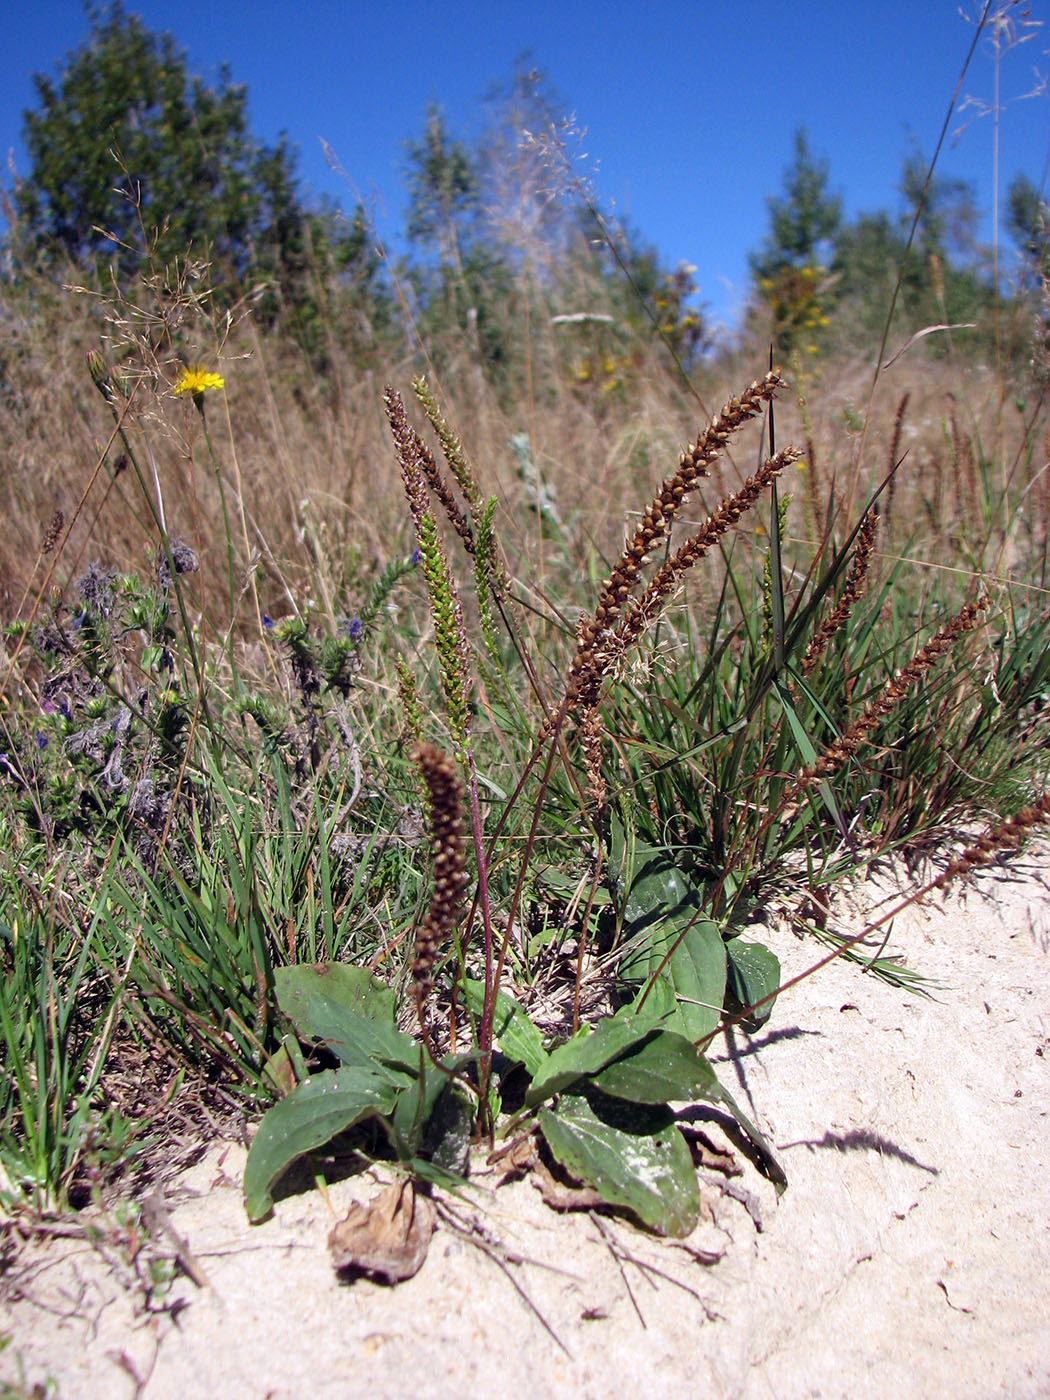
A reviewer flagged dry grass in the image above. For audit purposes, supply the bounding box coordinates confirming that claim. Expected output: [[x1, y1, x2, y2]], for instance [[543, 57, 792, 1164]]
[[2, 272, 1043, 656]]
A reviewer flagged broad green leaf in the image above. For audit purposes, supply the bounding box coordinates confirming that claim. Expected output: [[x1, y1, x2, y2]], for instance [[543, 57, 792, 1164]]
[[298, 998, 420, 1076], [276, 964, 419, 1073], [588, 1029, 787, 1193], [389, 1053, 474, 1158], [725, 938, 781, 1032], [623, 921, 727, 1043], [538, 1093, 699, 1237], [590, 1030, 720, 1105], [616, 848, 727, 1041], [423, 1081, 474, 1174], [621, 846, 694, 929], [525, 1014, 659, 1107], [276, 963, 396, 1029], [244, 1067, 400, 1221], [463, 979, 547, 1077]]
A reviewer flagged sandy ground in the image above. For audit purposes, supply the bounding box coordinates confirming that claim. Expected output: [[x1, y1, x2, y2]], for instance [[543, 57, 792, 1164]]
[[2, 856, 1048, 1400]]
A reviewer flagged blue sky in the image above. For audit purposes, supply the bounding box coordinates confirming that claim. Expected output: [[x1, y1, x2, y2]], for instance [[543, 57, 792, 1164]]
[[4, 1, 1048, 330]]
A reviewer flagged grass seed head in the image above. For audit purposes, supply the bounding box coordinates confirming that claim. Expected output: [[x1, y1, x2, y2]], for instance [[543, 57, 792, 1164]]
[[411, 741, 468, 1004]]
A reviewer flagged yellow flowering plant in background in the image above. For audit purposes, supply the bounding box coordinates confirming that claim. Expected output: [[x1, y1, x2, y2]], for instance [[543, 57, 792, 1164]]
[[174, 365, 225, 398]]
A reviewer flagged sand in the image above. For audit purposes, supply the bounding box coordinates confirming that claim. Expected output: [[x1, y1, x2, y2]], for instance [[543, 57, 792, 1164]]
[[2, 855, 1048, 1400]]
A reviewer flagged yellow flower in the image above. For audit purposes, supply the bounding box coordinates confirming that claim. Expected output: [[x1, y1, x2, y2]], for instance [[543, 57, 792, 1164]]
[[174, 366, 225, 397]]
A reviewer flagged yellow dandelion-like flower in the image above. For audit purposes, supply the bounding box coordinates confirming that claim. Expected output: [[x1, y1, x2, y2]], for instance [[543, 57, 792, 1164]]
[[174, 366, 225, 398]]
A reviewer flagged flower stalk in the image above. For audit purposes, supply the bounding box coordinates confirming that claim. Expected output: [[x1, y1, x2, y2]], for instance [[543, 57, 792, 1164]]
[[385, 387, 500, 1077]]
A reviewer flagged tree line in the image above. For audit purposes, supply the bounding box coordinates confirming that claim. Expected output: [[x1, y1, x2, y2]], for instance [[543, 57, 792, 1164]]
[[4, 4, 1047, 374]]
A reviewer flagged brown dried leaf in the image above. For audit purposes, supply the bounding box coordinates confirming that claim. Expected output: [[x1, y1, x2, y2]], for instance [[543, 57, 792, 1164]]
[[328, 1179, 435, 1282], [489, 1131, 539, 1186]]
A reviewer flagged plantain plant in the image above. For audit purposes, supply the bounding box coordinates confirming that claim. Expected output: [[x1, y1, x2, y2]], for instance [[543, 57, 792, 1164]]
[[244, 371, 1019, 1237]]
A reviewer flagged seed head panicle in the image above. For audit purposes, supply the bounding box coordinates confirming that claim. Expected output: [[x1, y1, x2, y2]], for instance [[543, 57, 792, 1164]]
[[412, 376, 483, 512], [385, 387, 430, 525], [386, 385, 474, 553], [932, 793, 1050, 891], [792, 595, 988, 792], [613, 448, 800, 665], [411, 742, 468, 1007], [387, 387, 473, 748], [563, 372, 782, 710], [39, 511, 64, 557], [578, 705, 607, 812], [802, 505, 879, 677]]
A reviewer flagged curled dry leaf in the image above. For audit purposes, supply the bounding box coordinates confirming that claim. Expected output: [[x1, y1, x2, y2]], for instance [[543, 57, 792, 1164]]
[[488, 1128, 540, 1185], [328, 1179, 435, 1283]]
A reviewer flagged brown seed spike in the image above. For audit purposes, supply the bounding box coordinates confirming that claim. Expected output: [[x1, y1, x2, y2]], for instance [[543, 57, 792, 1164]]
[[561, 371, 784, 711], [411, 742, 468, 1009]]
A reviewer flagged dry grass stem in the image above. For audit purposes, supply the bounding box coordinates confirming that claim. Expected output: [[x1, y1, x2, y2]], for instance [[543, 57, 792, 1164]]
[[884, 391, 910, 530], [948, 395, 979, 532], [804, 434, 826, 551]]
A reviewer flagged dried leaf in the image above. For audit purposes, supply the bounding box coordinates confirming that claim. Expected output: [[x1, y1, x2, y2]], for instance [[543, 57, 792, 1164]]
[[328, 1179, 435, 1282], [489, 1131, 539, 1185]]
